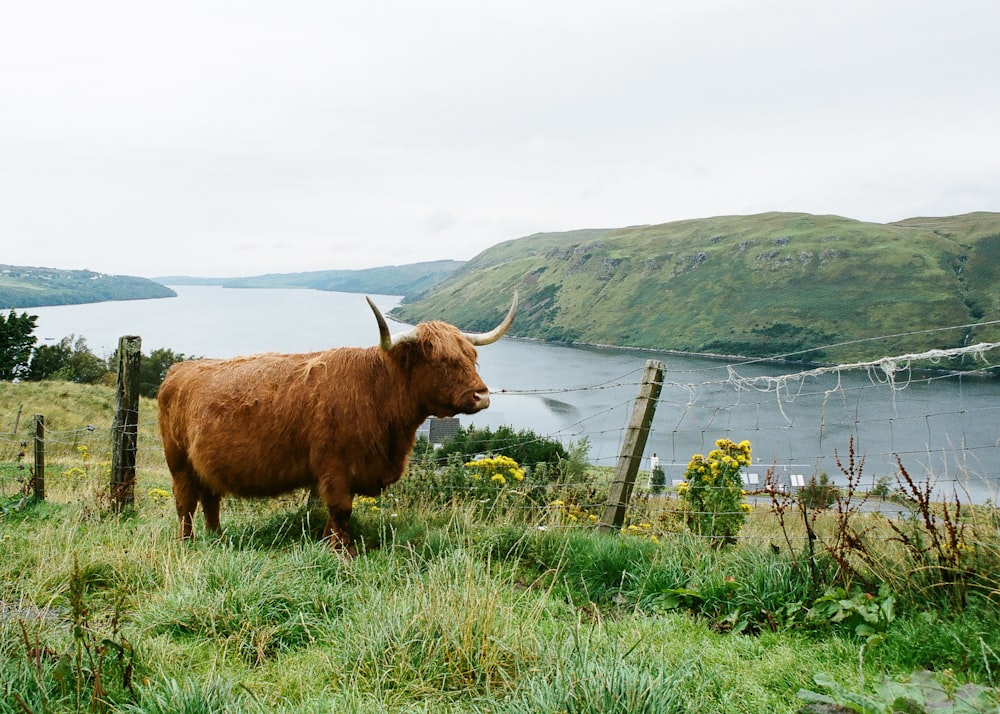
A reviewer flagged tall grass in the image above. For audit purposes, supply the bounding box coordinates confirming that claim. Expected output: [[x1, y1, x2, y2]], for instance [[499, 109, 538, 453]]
[[4, 476, 999, 712], [3, 381, 1000, 711]]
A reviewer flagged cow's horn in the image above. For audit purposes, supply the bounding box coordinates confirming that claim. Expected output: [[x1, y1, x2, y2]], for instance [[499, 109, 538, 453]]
[[464, 291, 518, 346], [367, 296, 403, 350], [368, 292, 518, 350]]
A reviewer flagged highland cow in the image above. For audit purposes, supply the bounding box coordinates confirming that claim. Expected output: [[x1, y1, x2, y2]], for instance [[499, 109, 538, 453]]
[[157, 293, 517, 554]]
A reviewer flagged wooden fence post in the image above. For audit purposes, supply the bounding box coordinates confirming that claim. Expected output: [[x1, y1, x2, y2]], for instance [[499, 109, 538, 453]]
[[111, 335, 141, 511], [598, 359, 665, 534], [33, 413, 44, 500]]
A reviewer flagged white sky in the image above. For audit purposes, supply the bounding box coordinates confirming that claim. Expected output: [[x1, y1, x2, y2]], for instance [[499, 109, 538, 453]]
[[2, 1, 998, 279]]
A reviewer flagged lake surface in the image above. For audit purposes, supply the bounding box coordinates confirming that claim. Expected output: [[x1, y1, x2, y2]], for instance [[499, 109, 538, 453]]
[[26, 286, 1000, 503]]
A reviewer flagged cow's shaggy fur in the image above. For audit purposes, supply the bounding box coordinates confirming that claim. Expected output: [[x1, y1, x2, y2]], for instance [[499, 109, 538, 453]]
[[158, 298, 515, 554]]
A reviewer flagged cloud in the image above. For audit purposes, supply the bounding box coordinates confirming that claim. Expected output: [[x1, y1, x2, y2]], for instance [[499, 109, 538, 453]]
[[0, 1, 997, 277]]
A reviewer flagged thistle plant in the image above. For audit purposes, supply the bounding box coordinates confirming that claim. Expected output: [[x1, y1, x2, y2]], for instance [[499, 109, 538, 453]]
[[679, 439, 752, 545]]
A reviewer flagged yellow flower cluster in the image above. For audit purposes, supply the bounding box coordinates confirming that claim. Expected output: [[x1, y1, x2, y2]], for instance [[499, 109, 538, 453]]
[[679, 438, 752, 542], [355, 495, 380, 512], [548, 500, 599, 525], [684, 439, 752, 484], [623, 521, 659, 543], [147, 488, 172, 503], [464, 455, 526, 485]]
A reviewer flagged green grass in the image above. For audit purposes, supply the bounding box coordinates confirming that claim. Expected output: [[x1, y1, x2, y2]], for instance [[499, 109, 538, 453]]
[[4, 483, 1000, 712], [3, 380, 1000, 712]]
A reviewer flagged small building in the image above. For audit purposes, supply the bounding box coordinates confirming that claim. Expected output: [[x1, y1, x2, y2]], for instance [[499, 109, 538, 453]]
[[419, 416, 461, 448]]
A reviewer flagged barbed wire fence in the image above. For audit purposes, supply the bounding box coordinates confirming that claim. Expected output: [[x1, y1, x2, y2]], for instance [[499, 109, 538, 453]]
[[2, 328, 998, 544]]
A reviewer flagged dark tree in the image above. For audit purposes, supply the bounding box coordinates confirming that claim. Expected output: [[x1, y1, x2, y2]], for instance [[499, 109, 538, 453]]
[[0, 310, 38, 380], [28, 335, 109, 384], [138, 347, 191, 398], [62, 337, 110, 384], [26, 340, 72, 380]]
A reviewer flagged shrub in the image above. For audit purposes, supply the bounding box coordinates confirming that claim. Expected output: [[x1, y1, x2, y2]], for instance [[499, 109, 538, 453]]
[[650, 465, 666, 494], [431, 424, 570, 471], [799, 472, 839, 510], [678, 439, 752, 545]]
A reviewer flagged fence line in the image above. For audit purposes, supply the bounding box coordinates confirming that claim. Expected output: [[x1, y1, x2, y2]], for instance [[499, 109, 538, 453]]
[[2, 336, 998, 519]]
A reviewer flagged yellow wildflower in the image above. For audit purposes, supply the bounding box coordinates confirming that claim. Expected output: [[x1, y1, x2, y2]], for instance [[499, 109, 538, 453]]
[[147, 488, 171, 503]]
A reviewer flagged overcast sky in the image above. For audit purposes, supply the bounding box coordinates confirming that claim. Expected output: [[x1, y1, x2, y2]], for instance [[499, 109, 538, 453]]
[[2, 1, 998, 279]]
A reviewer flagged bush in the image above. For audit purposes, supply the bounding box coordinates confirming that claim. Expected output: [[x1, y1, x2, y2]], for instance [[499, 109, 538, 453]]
[[651, 465, 666, 494], [431, 424, 570, 471], [799, 472, 839, 510], [678, 439, 752, 545]]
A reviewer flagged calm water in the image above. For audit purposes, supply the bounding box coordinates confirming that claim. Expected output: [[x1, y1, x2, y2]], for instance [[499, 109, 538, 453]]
[[27, 286, 1000, 503]]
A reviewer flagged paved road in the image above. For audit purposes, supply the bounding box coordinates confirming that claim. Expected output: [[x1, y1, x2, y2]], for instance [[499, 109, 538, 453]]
[[745, 493, 911, 518]]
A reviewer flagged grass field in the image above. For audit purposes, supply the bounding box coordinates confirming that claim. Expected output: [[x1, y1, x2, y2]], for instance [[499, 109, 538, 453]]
[[2, 381, 1000, 713]]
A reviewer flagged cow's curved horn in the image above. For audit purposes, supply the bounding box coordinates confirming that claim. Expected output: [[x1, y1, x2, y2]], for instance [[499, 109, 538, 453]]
[[368, 292, 518, 350], [367, 296, 409, 350], [464, 291, 518, 346]]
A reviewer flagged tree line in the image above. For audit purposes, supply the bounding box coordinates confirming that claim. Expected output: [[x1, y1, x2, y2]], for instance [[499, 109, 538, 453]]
[[0, 309, 189, 397]]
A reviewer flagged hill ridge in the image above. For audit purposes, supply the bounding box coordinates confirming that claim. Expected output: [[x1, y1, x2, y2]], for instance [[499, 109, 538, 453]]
[[0, 265, 176, 308], [392, 211, 1000, 363]]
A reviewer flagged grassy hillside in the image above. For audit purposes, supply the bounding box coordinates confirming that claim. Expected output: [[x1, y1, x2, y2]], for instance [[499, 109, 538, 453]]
[[0, 265, 176, 308], [393, 212, 1000, 363], [157, 259, 463, 296]]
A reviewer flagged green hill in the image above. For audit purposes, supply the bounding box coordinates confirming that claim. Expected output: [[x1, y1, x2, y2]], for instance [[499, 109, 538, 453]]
[[156, 260, 463, 296], [0, 265, 176, 308], [392, 212, 1000, 363]]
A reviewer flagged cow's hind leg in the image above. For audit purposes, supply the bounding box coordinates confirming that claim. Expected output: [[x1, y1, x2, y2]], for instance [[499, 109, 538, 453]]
[[317, 482, 356, 556], [201, 489, 222, 535], [171, 469, 200, 540]]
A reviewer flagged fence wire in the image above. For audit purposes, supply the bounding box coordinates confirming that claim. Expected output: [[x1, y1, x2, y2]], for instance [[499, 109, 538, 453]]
[[2, 335, 998, 524]]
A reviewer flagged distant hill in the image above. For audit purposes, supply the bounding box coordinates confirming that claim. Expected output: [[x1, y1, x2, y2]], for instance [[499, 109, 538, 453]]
[[0, 265, 176, 308], [391, 212, 1000, 364], [156, 260, 463, 296]]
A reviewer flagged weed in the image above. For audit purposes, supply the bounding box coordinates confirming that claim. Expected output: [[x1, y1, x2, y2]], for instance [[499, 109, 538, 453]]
[[798, 668, 1000, 713], [886, 455, 975, 610], [6, 555, 139, 712]]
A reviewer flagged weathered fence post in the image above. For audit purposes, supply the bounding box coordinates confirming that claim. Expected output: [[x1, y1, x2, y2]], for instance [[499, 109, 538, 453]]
[[598, 359, 665, 534], [33, 414, 44, 500], [111, 335, 141, 511]]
